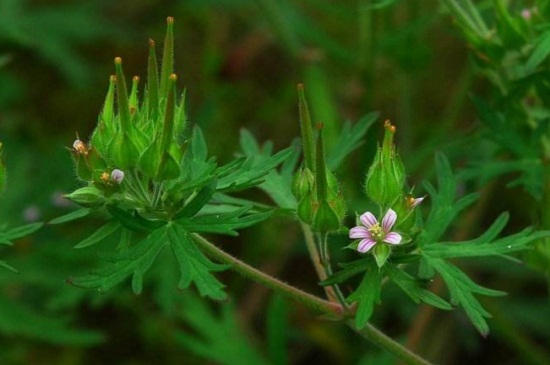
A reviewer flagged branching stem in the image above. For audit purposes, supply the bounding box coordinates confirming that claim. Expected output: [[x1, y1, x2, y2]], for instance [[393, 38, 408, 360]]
[[191, 233, 433, 365]]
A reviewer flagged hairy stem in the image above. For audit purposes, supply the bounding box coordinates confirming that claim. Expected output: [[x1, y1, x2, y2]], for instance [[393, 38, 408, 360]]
[[191, 233, 342, 316], [191, 233, 433, 365]]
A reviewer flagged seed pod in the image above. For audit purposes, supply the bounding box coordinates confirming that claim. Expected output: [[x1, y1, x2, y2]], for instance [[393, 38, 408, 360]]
[[365, 120, 405, 207]]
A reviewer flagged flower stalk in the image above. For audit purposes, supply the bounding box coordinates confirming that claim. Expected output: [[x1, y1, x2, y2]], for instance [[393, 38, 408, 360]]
[[191, 232, 433, 365]]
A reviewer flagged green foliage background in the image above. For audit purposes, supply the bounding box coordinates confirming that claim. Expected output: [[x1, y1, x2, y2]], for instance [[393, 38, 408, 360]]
[[0, 1, 549, 364]]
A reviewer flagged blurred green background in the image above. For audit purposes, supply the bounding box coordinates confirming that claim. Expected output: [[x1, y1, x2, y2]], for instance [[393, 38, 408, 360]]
[[0, 0, 548, 364]]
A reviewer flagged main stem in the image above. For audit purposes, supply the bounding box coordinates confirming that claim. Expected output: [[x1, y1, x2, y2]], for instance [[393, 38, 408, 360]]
[[191, 233, 433, 365]]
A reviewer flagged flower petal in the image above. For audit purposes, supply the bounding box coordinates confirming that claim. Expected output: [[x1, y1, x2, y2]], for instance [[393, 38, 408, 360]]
[[411, 197, 425, 208], [349, 226, 371, 240], [381, 209, 397, 231], [384, 232, 402, 245], [357, 239, 377, 253], [360, 211, 378, 228]]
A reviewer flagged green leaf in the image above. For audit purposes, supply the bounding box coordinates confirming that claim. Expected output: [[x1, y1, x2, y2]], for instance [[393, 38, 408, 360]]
[[73, 221, 121, 249], [174, 178, 217, 219], [320, 258, 370, 286], [168, 225, 228, 300], [176, 206, 273, 236], [48, 208, 90, 224], [525, 29, 550, 74], [425, 257, 505, 336], [347, 263, 382, 328], [0, 296, 103, 345], [69, 228, 167, 294], [217, 140, 293, 192], [179, 127, 217, 187], [424, 216, 550, 259], [473, 97, 533, 158], [236, 130, 299, 208], [0, 260, 18, 273], [70, 224, 230, 298], [385, 265, 451, 310], [175, 294, 268, 365], [327, 112, 377, 170], [460, 159, 544, 200], [418, 153, 479, 246], [0, 222, 43, 245], [107, 206, 166, 233]]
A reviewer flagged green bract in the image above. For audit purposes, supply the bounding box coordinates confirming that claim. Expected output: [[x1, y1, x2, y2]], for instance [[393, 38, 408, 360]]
[[63, 18, 292, 297]]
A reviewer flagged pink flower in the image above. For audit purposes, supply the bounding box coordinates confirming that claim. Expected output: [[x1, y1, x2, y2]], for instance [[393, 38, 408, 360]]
[[110, 169, 125, 184], [349, 209, 402, 253]]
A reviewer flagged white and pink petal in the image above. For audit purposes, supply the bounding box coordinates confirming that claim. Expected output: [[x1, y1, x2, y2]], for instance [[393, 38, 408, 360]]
[[357, 239, 377, 253], [349, 226, 371, 240], [360, 211, 378, 228], [384, 232, 402, 245], [381, 209, 397, 232]]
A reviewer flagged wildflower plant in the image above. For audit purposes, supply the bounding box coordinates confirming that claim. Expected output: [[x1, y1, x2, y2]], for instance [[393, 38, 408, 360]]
[[59, 17, 291, 298], [16, 15, 546, 365]]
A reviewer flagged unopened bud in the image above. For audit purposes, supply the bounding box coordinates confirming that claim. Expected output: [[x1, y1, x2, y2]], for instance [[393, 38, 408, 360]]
[[65, 186, 104, 207], [73, 138, 88, 155], [312, 200, 340, 233], [292, 167, 314, 200], [365, 120, 405, 207], [110, 169, 125, 184]]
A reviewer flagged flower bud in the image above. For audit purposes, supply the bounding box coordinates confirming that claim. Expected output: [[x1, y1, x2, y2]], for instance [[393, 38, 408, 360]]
[[110, 131, 140, 169], [292, 167, 314, 200], [110, 169, 125, 184], [365, 120, 405, 207], [312, 199, 340, 233], [326, 170, 346, 221], [297, 193, 315, 224], [65, 186, 104, 207]]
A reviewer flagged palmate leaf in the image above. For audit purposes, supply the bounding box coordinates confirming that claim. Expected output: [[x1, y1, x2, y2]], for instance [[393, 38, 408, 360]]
[[176, 205, 273, 236], [234, 129, 300, 209], [69, 225, 229, 300], [385, 265, 451, 310], [417, 153, 550, 335], [424, 214, 549, 259], [424, 257, 505, 336], [217, 129, 294, 193], [417, 152, 479, 246], [168, 226, 228, 300]]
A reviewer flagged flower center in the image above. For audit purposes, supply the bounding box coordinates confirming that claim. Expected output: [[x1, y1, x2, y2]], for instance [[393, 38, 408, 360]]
[[368, 223, 385, 241]]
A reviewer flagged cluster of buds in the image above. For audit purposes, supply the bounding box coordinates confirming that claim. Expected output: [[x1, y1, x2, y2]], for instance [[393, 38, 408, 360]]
[[292, 84, 345, 233], [350, 120, 424, 266], [67, 17, 186, 213]]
